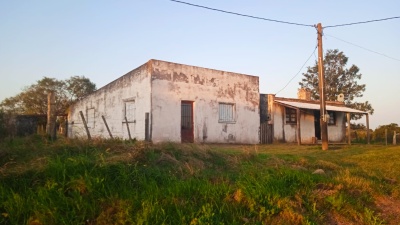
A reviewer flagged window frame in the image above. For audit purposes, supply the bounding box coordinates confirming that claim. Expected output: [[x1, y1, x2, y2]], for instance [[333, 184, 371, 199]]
[[285, 107, 297, 124], [328, 111, 336, 125], [86, 108, 95, 128], [218, 102, 236, 123], [124, 100, 136, 123]]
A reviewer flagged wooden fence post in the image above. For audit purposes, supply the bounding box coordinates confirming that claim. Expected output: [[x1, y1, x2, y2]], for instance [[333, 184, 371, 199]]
[[366, 113, 370, 144], [125, 117, 131, 140], [102, 115, 113, 139], [46, 92, 57, 140], [385, 129, 388, 145], [79, 111, 91, 140], [145, 113, 150, 141]]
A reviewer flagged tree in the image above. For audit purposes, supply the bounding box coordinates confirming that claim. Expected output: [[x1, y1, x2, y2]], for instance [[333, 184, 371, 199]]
[[65, 76, 97, 101], [0, 76, 96, 115], [299, 49, 374, 120]]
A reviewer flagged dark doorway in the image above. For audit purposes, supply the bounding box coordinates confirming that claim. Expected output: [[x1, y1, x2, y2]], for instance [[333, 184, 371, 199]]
[[314, 111, 321, 140], [181, 101, 194, 143]]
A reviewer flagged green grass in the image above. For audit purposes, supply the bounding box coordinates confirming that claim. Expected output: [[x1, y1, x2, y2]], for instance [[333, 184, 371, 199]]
[[1, 136, 399, 224]]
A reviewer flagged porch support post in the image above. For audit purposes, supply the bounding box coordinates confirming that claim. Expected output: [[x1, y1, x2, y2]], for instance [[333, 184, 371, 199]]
[[366, 113, 370, 144], [296, 108, 301, 145], [347, 112, 351, 145]]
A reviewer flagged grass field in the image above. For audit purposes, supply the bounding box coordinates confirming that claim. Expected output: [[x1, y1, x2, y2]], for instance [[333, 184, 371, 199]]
[[0, 136, 399, 225]]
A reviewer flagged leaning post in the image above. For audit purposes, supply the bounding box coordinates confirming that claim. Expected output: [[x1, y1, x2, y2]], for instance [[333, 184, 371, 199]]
[[79, 111, 91, 140], [102, 115, 113, 139], [125, 117, 132, 140]]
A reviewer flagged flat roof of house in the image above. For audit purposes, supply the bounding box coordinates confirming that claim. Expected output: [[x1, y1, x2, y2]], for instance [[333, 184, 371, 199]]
[[275, 100, 366, 114]]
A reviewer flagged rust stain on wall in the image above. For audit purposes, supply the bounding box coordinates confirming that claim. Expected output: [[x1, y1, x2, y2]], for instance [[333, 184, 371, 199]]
[[246, 91, 259, 107], [173, 72, 189, 83], [216, 86, 235, 99], [227, 134, 235, 142], [208, 100, 217, 108], [226, 85, 235, 99], [202, 119, 208, 141], [209, 78, 217, 87], [222, 124, 228, 132], [193, 74, 205, 85], [168, 83, 181, 94], [152, 69, 172, 81], [244, 106, 256, 112]]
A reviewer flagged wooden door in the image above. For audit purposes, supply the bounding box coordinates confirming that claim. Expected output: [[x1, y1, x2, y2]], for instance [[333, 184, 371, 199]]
[[260, 122, 273, 144], [181, 101, 194, 143], [314, 111, 321, 140]]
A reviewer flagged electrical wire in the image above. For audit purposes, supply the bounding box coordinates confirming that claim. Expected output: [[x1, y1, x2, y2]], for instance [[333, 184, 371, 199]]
[[169, 0, 314, 27], [169, 1, 399, 29], [275, 45, 318, 95], [325, 34, 400, 62], [325, 16, 400, 28]]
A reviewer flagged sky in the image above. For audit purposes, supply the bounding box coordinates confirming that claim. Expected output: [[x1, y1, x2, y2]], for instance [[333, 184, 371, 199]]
[[0, 0, 399, 129]]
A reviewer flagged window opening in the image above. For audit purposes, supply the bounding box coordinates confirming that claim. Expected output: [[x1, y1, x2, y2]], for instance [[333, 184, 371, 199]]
[[285, 107, 297, 124], [328, 111, 336, 125], [219, 103, 235, 123], [124, 101, 136, 122]]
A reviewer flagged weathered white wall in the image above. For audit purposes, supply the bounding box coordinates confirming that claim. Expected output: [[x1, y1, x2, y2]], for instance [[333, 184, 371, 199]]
[[328, 112, 346, 142], [149, 60, 260, 144], [68, 64, 151, 140], [300, 110, 315, 143]]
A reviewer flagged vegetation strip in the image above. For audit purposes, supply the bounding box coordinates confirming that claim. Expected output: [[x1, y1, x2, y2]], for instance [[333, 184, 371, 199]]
[[0, 137, 399, 224]]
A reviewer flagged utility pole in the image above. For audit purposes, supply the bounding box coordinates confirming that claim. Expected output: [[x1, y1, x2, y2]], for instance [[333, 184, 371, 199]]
[[317, 23, 329, 150]]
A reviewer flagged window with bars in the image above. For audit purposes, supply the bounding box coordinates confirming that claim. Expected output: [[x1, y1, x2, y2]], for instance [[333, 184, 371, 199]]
[[328, 111, 336, 125], [219, 103, 235, 123], [124, 101, 136, 122], [285, 107, 297, 124]]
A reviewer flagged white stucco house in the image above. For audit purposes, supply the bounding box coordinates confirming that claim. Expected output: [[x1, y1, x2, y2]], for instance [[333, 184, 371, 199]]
[[67, 59, 260, 144], [259, 89, 369, 144]]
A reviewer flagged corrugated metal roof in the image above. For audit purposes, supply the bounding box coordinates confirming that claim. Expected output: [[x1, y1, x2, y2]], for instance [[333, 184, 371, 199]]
[[275, 100, 366, 114]]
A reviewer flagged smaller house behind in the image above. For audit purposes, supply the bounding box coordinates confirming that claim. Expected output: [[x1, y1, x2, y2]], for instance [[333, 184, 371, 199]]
[[259, 89, 368, 144]]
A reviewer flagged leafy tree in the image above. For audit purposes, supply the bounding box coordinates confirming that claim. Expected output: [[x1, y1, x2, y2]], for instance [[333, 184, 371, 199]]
[[0, 76, 96, 115], [299, 49, 374, 119], [65, 76, 97, 101]]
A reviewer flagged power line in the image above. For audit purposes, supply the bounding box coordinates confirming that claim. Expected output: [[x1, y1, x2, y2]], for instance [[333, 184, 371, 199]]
[[325, 16, 400, 28], [169, 0, 314, 27], [326, 33, 400, 62], [275, 45, 318, 95], [169, 1, 399, 29]]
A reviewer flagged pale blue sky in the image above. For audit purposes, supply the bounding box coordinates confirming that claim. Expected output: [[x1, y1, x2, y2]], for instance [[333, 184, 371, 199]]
[[0, 0, 399, 129]]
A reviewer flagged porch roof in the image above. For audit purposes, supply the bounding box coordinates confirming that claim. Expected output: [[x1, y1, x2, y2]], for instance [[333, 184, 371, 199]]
[[275, 100, 366, 114]]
